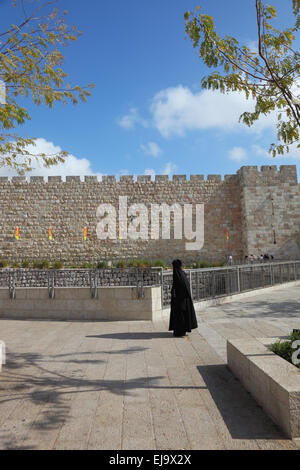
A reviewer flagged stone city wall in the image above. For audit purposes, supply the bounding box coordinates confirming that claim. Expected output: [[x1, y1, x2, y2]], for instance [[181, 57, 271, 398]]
[[0, 165, 299, 264]]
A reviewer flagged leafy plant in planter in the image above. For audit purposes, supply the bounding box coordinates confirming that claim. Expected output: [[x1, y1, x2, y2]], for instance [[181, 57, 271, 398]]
[[270, 331, 300, 369], [0, 260, 8, 268]]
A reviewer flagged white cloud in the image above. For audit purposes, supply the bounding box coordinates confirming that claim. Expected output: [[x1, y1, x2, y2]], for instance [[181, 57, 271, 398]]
[[140, 141, 163, 157], [252, 144, 270, 158], [228, 146, 248, 162], [144, 168, 156, 179], [118, 107, 148, 130], [162, 162, 178, 176], [150, 85, 275, 138], [252, 143, 300, 159], [144, 161, 178, 178], [246, 40, 258, 53], [0, 138, 102, 179]]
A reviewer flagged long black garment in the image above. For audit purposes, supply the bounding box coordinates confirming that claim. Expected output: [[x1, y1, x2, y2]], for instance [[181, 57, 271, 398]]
[[169, 266, 198, 337]]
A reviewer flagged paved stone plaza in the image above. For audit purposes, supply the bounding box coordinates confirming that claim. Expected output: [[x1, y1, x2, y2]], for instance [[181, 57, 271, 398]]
[[1, 286, 300, 450]]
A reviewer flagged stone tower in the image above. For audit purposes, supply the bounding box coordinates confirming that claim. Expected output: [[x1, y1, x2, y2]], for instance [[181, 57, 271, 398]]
[[238, 165, 300, 259]]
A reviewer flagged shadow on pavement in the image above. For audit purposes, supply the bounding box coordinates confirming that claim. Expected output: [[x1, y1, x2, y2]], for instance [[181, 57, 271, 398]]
[[86, 332, 173, 340], [197, 364, 288, 440]]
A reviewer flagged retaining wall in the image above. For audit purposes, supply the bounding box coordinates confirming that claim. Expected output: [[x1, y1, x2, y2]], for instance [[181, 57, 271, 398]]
[[0, 286, 162, 321]]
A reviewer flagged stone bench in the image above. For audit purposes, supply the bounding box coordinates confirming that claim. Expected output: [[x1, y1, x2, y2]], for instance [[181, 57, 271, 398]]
[[227, 337, 300, 438]]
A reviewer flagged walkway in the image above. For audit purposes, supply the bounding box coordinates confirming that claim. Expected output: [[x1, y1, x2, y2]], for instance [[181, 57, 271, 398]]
[[0, 285, 300, 450]]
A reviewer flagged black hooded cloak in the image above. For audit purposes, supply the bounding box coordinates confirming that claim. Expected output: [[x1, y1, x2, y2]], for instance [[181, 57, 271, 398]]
[[169, 259, 198, 337]]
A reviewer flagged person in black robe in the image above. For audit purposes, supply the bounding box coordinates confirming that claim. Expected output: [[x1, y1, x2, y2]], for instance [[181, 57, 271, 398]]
[[169, 259, 198, 337]]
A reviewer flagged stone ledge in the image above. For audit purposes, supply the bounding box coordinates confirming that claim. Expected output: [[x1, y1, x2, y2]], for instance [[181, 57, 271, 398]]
[[227, 337, 300, 438], [0, 286, 162, 322]]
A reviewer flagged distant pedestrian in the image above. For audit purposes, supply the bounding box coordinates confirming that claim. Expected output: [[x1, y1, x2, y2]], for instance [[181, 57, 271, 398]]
[[169, 259, 198, 338], [228, 255, 233, 266]]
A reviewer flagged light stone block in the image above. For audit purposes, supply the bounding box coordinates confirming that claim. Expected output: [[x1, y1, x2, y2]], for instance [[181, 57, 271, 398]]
[[0, 286, 162, 321], [227, 337, 300, 438]]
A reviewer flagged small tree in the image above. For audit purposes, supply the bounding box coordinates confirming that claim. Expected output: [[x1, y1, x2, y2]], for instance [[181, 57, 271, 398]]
[[185, 0, 300, 157], [0, 0, 94, 173]]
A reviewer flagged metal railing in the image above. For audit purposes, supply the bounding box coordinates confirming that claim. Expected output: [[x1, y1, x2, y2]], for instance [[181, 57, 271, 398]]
[[0, 267, 163, 300], [161, 261, 300, 308], [1, 262, 300, 307]]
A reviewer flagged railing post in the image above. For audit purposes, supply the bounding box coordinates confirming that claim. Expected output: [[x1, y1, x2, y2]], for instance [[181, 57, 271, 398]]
[[250, 266, 253, 290], [136, 269, 144, 299], [237, 267, 240, 293], [280, 265, 282, 283], [48, 270, 55, 299], [9, 271, 16, 299], [225, 269, 229, 295], [189, 270, 193, 300], [160, 268, 164, 308], [89, 270, 97, 299], [270, 263, 274, 285], [212, 272, 216, 298]]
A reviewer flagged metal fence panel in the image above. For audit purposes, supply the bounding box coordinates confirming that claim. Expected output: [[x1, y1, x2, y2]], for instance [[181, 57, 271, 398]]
[[162, 261, 300, 307]]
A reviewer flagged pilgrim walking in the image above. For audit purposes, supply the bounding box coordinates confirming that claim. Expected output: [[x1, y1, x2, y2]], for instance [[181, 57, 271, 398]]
[[169, 259, 198, 337]]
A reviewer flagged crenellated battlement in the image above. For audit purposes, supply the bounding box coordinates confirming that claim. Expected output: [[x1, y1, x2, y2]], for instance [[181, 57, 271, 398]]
[[0, 173, 239, 185], [238, 165, 298, 185], [0, 165, 296, 185]]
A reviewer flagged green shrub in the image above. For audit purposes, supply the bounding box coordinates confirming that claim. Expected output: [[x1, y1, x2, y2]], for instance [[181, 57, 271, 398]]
[[80, 263, 95, 269], [141, 259, 152, 267], [11, 262, 20, 268], [152, 259, 166, 268], [52, 261, 64, 270], [32, 260, 50, 269], [134, 259, 149, 268], [97, 261, 108, 269], [21, 261, 30, 269], [193, 261, 210, 269], [127, 259, 138, 268], [127, 259, 158, 268], [192, 261, 225, 269], [0, 260, 8, 268], [270, 331, 300, 369], [115, 260, 126, 269]]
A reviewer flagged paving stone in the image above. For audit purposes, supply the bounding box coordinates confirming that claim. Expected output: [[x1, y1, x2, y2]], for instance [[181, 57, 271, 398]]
[[1, 285, 300, 450]]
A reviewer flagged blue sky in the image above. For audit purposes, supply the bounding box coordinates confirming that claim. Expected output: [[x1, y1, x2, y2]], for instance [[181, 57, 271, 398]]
[[0, 0, 299, 179]]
